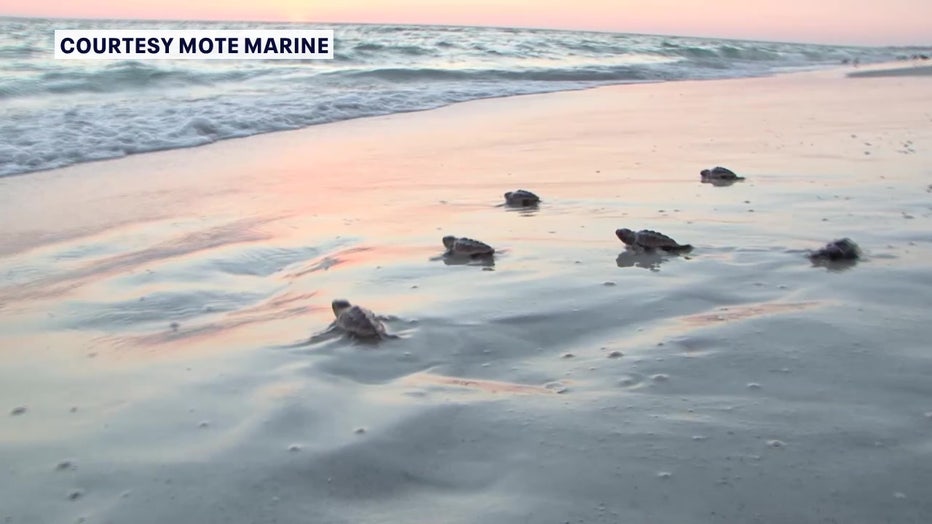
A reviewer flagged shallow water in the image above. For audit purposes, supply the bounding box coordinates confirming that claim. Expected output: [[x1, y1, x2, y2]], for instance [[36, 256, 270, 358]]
[[4, 16, 932, 177], [1, 73, 932, 523]]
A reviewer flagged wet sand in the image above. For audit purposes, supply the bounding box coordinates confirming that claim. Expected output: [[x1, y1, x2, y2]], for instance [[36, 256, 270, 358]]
[[2, 63, 932, 523]]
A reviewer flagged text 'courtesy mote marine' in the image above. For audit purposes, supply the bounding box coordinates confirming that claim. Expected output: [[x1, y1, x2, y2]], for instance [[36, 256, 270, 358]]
[[54, 30, 334, 60]]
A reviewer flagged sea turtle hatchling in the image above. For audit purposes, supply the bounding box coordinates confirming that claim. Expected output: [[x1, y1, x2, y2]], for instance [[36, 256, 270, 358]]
[[331, 299, 390, 339], [700, 166, 745, 182], [442, 235, 495, 257], [615, 228, 693, 253], [504, 189, 541, 207], [808, 238, 861, 262]]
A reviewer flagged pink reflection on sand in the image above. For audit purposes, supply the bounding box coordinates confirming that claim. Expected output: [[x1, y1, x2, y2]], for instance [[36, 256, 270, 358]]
[[104, 291, 320, 352], [0, 216, 281, 306], [400, 371, 565, 396], [679, 300, 825, 326]]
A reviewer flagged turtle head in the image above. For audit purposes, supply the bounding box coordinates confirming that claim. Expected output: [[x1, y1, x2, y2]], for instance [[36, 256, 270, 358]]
[[700, 169, 711, 177], [442, 235, 457, 250], [615, 228, 636, 245], [832, 238, 861, 259], [504, 191, 513, 200], [331, 299, 352, 317]]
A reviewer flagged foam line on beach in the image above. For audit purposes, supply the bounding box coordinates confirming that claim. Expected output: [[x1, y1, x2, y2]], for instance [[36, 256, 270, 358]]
[[847, 64, 932, 77]]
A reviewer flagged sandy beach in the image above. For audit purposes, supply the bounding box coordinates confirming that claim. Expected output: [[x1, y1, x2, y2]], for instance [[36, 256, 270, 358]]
[[1, 63, 931, 523]]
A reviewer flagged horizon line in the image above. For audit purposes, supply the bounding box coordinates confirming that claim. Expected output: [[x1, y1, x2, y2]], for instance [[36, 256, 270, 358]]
[[2, 13, 930, 48]]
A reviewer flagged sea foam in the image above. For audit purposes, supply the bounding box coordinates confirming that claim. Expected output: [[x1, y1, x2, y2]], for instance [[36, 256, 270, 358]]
[[0, 17, 928, 177]]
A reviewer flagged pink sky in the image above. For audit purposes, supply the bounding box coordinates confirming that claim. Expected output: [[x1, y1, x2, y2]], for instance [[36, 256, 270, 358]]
[[2, 0, 930, 45]]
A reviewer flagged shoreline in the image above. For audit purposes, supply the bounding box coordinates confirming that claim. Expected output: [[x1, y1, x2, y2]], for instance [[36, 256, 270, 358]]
[[2, 60, 929, 259], [0, 60, 912, 183], [1, 59, 925, 183]]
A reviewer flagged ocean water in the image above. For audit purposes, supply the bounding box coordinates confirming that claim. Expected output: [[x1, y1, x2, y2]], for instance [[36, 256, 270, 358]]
[[0, 16, 927, 177]]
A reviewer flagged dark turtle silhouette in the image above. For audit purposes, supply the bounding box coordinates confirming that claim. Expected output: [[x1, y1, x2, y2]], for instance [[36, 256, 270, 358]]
[[700, 166, 745, 183], [442, 235, 494, 257], [331, 299, 390, 339], [504, 189, 541, 207], [808, 238, 860, 262], [615, 228, 693, 253]]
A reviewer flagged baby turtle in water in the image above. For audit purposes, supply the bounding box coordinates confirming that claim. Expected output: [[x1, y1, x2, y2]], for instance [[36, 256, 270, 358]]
[[700, 166, 745, 182], [809, 238, 861, 262], [616, 228, 693, 253], [331, 299, 389, 339], [443, 235, 495, 257], [504, 189, 541, 207]]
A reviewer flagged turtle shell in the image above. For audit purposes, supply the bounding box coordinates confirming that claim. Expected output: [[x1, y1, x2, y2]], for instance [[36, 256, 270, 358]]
[[634, 229, 685, 249], [810, 238, 860, 261], [504, 189, 541, 206], [700, 166, 742, 180], [451, 237, 494, 256], [336, 305, 387, 338]]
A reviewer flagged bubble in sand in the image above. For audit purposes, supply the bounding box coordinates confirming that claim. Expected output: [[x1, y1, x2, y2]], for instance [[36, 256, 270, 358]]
[[56, 460, 74, 471], [68, 489, 83, 501], [354, 427, 366, 434], [607, 351, 623, 359], [691, 435, 708, 441], [651, 374, 669, 382], [893, 492, 907, 500], [657, 471, 672, 479], [561, 353, 575, 359], [10, 406, 26, 416], [766, 439, 786, 448], [287, 444, 302, 452], [603, 281, 616, 287], [198, 420, 210, 428], [747, 383, 762, 390], [923, 411, 932, 419], [545, 382, 569, 394], [169, 322, 180, 332]]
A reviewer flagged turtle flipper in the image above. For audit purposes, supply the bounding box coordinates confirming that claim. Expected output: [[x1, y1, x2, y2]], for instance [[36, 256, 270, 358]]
[[307, 322, 341, 343], [661, 244, 693, 253]]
